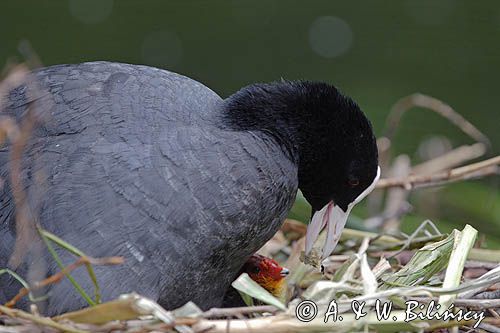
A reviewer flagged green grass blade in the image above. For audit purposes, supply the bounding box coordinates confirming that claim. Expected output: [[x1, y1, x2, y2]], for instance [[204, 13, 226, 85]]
[[381, 230, 456, 288], [38, 228, 101, 303], [232, 273, 287, 310], [438, 224, 477, 310], [37, 226, 96, 306]]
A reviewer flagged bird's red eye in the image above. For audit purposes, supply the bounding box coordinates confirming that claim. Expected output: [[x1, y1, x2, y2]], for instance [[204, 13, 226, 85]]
[[348, 179, 359, 187]]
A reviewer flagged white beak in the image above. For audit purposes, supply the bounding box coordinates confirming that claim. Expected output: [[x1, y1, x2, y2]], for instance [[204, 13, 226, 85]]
[[305, 166, 381, 259]]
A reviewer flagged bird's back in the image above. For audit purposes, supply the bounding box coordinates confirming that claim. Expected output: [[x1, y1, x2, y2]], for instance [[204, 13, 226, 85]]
[[0, 62, 298, 314]]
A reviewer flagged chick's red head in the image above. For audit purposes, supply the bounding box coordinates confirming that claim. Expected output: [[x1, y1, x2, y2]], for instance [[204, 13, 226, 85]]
[[242, 254, 289, 297]]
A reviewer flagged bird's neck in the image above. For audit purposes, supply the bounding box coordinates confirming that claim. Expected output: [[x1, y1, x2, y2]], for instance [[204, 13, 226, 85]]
[[223, 82, 304, 161], [222, 81, 342, 201], [223, 81, 328, 161]]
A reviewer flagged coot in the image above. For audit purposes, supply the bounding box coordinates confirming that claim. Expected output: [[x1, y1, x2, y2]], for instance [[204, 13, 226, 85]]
[[0, 62, 379, 314], [222, 253, 289, 307]]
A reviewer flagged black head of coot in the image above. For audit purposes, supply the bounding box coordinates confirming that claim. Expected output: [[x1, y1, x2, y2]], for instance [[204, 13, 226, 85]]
[[224, 80, 380, 258], [290, 81, 379, 213]]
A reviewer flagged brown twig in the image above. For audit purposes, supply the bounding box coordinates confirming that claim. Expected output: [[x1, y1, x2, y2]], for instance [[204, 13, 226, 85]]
[[472, 290, 500, 300], [383, 93, 491, 148], [464, 261, 499, 270], [5, 256, 124, 308], [0, 304, 87, 333], [17, 40, 43, 69], [425, 318, 500, 332], [382, 155, 411, 232], [202, 305, 279, 319], [8, 105, 41, 269], [281, 219, 307, 236], [411, 142, 487, 175], [371, 93, 492, 214], [0, 116, 21, 145], [0, 62, 47, 270], [409, 297, 500, 310], [2, 60, 58, 301], [489, 309, 500, 319], [0, 64, 30, 110], [376, 155, 500, 189]]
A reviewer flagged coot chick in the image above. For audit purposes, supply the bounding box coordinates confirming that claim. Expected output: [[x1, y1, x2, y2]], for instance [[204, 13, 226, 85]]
[[0, 62, 379, 315], [222, 253, 289, 307]]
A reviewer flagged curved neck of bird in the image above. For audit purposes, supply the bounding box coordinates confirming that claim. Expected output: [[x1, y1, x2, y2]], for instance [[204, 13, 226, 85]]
[[222, 82, 341, 193]]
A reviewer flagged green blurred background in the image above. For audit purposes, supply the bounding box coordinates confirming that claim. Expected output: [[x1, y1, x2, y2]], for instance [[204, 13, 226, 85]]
[[1, 0, 498, 245]]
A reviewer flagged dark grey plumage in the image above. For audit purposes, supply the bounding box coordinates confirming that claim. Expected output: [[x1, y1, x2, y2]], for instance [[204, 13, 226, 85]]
[[0, 62, 298, 314], [0, 61, 378, 315]]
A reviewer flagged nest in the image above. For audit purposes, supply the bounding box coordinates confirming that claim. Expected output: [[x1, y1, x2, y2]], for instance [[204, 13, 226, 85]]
[[1, 52, 499, 333]]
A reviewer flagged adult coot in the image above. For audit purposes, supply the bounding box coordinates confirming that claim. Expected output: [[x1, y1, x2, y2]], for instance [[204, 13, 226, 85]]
[[0, 62, 379, 314]]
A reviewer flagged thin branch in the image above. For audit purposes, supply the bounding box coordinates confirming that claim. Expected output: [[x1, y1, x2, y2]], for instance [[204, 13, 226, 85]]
[[411, 142, 487, 175], [383, 93, 491, 148], [5, 256, 123, 308], [0, 305, 87, 333], [376, 155, 500, 189], [17, 40, 43, 69], [425, 318, 500, 332], [409, 297, 500, 310], [202, 305, 279, 318], [0, 64, 30, 110], [387, 220, 442, 258], [464, 261, 499, 270], [472, 290, 500, 300], [39, 228, 106, 304], [0, 116, 21, 145], [382, 154, 411, 231], [8, 105, 41, 269]]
